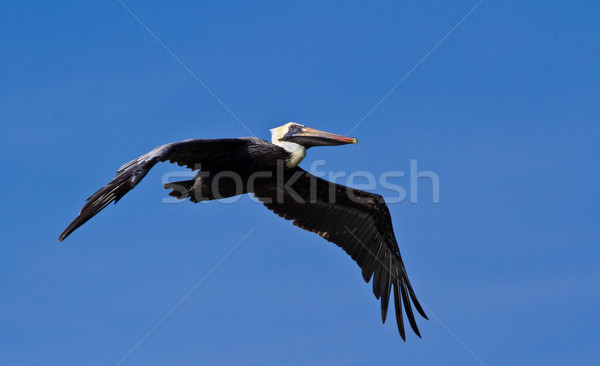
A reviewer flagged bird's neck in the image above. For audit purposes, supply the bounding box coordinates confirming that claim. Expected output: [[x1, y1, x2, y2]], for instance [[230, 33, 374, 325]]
[[271, 137, 306, 168]]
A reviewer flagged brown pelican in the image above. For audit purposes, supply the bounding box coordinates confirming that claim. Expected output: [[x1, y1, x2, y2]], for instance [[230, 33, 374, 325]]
[[59, 122, 428, 340]]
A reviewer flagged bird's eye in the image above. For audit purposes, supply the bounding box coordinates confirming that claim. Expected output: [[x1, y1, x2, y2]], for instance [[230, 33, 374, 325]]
[[290, 124, 300, 131]]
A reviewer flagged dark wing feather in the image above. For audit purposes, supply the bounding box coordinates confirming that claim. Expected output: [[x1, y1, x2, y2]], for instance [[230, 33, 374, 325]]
[[58, 138, 253, 241], [253, 167, 427, 339]]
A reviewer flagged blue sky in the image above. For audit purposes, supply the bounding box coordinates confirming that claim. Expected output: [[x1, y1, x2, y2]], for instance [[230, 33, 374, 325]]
[[1, 1, 599, 365]]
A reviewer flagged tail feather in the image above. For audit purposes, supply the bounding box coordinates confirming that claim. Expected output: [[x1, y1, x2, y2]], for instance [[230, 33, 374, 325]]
[[164, 180, 195, 200]]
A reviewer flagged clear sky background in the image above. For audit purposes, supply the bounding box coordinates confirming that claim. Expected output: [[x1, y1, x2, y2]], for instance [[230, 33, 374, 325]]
[[1, 1, 599, 365]]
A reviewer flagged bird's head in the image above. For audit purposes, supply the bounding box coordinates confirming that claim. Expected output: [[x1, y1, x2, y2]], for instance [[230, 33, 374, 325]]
[[270, 123, 358, 148]]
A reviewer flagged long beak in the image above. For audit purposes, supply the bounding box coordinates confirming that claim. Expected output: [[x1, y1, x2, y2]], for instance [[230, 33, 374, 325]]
[[293, 127, 358, 146]]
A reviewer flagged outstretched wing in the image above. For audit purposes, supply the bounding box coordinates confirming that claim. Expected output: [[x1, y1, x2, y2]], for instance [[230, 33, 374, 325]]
[[58, 138, 253, 242], [253, 167, 427, 340]]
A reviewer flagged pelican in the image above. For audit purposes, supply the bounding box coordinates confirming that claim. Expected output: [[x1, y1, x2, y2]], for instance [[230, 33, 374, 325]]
[[59, 122, 428, 339]]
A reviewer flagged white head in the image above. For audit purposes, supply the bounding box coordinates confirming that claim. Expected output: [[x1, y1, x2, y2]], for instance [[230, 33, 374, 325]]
[[270, 123, 306, 167], [269, 122, 358, 167]]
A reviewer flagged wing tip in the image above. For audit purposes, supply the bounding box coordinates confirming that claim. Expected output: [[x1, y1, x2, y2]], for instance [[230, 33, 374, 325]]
[[58, 227, 72, 242]]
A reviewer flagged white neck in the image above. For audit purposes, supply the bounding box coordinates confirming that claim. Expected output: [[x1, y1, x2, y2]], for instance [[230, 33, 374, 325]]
[[271, 130, 306, 167]]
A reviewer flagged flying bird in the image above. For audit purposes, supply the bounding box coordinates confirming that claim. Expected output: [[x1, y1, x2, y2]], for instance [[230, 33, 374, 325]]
[[59, 123, 428, 340]]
